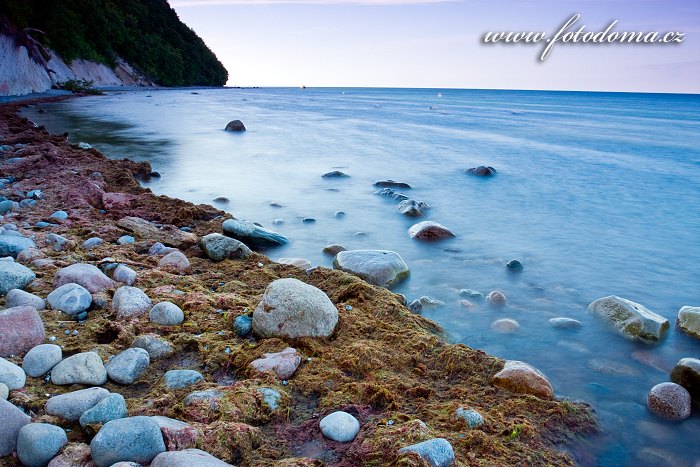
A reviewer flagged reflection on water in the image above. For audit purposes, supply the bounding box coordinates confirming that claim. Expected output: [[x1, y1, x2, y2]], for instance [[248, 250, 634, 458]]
[[23, 88, 700, 465]]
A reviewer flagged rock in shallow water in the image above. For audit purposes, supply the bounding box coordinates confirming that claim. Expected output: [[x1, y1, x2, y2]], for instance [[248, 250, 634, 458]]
[[398, 438, 454, 467], [408, 221, 455, 241], [374, 180, 411, 189], [587, 295, 669, 343], [549, 317, 582, 329], [17, 423, 68, 467], [492, 360, 553, 399], [0, 306, 45, 357], [250, 348, 301, 380], [200, 233, 252, 261], [0, 260, 36, 295], [465, 166, 497, 177], [491, 318, 520, 333], [90, 416, 166, 467], [224, 120, 246, 132], [252, 278, 338, 338], [486, 291, 507, 306], [105, 348, 150, 385], [333, 250, 409, 288], [319, 411, 360, 442], [670, 357, 700, 403], [0, 398, 31, 456], [51, 352, 107, 386], [397, 199, 429, 217], [47, 283, 92, 316], [647, 382, 691, 421], [677, 306, 700, 339], [23, 344, 62, 377], [222, 219, 288, 249], [322, 244, 346, 256]]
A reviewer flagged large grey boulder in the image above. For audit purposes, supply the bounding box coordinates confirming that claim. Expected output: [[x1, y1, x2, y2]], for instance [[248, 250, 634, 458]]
[[90, 416, 166, 467], [53, 263, 115, 293], [0, 306, 45, 357], [23, 344, 63, 377], [677, 306, 700, 339], [0, 357, 25, 390], [51, 352, 107, 386], [398, 438, 454, 467], [0, 398, 31, 456], [47, 283, 92, 316], [5, 289, 45, 310], [112, 286, 152, 319], [333, 250, 409, 288], [45, 387, 110, 421], [200, 233, 252, 261], [0, 235, 36, 258], [222, 219, 288, 249], [252, 278, 338, 338], [151, 448, 231, 466], [587, 296, 669, 343], [0, 261, 36, 295], [105, 348, 150, 385], [17, 423, 68, 467]]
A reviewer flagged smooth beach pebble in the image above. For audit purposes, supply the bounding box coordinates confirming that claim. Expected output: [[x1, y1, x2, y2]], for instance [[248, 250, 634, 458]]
[[398, 438, 455, 467], [17, 423, 68, 467], [0, 383, 8, 400], [455, 407, 485, 429], [105, 347, 150, 385], [319, 411, 361, 442], [486, 291, 507, 306], [5, 289, 45, 310], [549, 317, 582, 329], [149, 302, 184, 326], [23, 343, 62, 377], [79, 393, 128, 428], [0, 357, 26, 390], [647, 382, 691, 421]]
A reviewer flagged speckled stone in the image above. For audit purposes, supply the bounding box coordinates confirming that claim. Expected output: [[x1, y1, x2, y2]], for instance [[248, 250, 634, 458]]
[[398, 438, 454, 467], [17, 423, 68, 467], [23, 344, 62, 377], [647, 382, 691, 421]]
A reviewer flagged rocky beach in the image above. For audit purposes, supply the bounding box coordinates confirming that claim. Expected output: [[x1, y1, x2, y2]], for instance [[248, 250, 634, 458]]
[[0, 95, 600, 466]]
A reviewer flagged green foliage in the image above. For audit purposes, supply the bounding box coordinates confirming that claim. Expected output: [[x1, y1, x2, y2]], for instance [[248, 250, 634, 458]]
[[0, 0, 228, 86], [55, 79, 104, 95]]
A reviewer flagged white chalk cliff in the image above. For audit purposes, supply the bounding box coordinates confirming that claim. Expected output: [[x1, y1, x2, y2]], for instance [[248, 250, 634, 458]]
[[0, 33, 153, 96]]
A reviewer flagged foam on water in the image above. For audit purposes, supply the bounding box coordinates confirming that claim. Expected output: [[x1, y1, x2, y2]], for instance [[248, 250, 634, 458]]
[[23, 87, 700, 465]]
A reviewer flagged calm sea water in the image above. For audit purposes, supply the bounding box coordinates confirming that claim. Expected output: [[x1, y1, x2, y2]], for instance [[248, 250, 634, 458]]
[[23, 88, 700, 465]]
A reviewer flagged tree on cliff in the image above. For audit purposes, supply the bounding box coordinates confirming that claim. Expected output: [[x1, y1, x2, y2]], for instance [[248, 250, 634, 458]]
[[0, 0, 228, 87]]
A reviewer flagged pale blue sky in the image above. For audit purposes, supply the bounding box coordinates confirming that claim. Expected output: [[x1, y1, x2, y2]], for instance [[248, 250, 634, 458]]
[[171, 0, 699, 93]]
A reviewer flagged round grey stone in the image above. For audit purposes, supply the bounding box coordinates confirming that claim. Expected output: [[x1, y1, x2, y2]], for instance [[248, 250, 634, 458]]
[[113, 265, 137, 286], [0, 357, 25, 390], [131, 335, 174, 360], [319, 411, 360, 442], [151, 448, 230, 466], [149, 302, 184, 326], [23, 344, 62, 377], [105, 348, 150, 385], [549, 317, 582, 329], [112, 286, 152, 319], [252, 278, 338, 338], [0, 383, 8, 400], [89, 416, 166, 467], [0, 260, 36, 295], [332, 250, 409, 288], [5, 289, 45, 310], [200, 233, 252, 262], [164, 369, 204, 389], [47, 283, 92, 315], [0, 398, 31, 456], [79, 393, 128, 427], [455, 407, 485, 428], [45, 387, 110, 421], [398, 438, 455, 467], [17, 423, 68, 467], [51, 352, 107, 386]]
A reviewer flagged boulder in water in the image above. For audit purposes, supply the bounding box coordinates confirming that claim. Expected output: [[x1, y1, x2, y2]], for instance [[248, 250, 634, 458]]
[[333, 250, 409, 288], [224, 120, 246, 132]]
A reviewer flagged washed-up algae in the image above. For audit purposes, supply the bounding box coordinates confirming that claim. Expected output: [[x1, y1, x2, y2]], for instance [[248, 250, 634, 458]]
[[0, 97, 596, 466]]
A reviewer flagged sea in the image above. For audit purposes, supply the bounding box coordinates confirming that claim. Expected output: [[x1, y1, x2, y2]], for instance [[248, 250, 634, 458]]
[[21, 87, 700, 466]]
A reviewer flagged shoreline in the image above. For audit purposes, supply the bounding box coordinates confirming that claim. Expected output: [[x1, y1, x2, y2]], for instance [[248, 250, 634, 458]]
[[0, 95, 596, 465]]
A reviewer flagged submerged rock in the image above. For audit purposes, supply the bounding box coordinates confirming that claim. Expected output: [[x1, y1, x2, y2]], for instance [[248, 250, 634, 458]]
[[465, 166, 497, 177], [549, 317, 582, 329], [319, 411, 360, 442], [200, 233, 252, 262], [491, 318, 520, 333], [398, 438, 454, 467], [506, 259, 523, 272], [677, 306, 700, 339], [486, 291, 507, 306], [51, 352, 107, 386], [322, 244, 346, 256], [253, 278, 338, 338], [647, 382, 691, 421], [222, 219, 288, 249], [250, 348, 301, 380], [0, 261, 36, 295], [0, 306, 45, 357], [492, 360, 553, 398], [408, 221, 455, 241], [322, 171, 349, 178], [397, 199, 429, 217], [224, 120, 246, 132], [374, 180, 411, 189], [333, 250, 409, 288], [587, 296, 669, 343]]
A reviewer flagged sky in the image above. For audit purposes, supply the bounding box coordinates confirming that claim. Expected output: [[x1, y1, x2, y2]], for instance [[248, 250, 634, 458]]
[[170, 0, 699, 93]]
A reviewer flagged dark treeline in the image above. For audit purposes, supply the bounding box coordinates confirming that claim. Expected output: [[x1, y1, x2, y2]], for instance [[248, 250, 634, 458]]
[[1, 0, 228, 86]]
